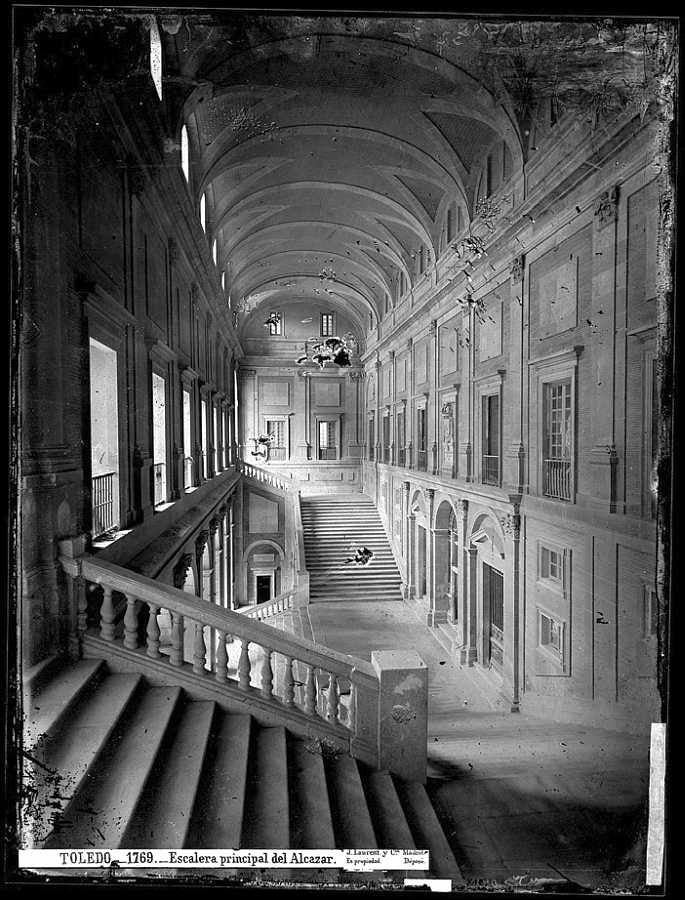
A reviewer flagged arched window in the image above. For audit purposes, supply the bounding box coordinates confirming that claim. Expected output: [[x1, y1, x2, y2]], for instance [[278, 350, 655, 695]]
[[180, 125, 189, 182], [200, 193, 206, 232], [149, 18, 162, 101]]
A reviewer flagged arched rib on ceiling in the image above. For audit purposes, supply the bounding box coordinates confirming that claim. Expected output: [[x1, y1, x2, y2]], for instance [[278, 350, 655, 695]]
[[180, 25, 525, 335]]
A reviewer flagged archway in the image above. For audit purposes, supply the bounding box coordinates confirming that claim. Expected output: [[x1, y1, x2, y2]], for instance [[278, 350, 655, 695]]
[[469, 513, 506, 676], [434, 499, 459, 624], [243, 539, 285, 606], [409, 490, 429, 603]]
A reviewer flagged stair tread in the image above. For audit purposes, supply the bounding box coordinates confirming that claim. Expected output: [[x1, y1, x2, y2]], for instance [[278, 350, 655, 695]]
[[24, 672, 142, 848], [26, 659, 105, 749], [364, 771, 416, 849], [44, 685, 182, 849], [288, 738, 336, 848], [394, 781, 464, 881], [124, 700, 216, 848], [190, 713, 251, 848], [327, 754, 377, 849], [242, 726, 290, 848]]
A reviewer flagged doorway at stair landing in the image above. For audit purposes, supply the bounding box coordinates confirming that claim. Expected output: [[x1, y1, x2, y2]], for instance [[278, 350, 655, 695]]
[[256, 574, 272, 605]]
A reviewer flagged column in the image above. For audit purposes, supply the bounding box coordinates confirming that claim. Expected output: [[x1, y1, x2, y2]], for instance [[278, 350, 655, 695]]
[[430, 319, 439, 474], [506, 256, 525, 493], [425, 488, 436, 625], [499, 510, 522, 712], [390, 350, 396, 465], [237, 368, 256, 459], [589, 186, 620, 510], [461, 545, 479, 665], [402, 480, 412, 596], [406, 338, 414, 468]]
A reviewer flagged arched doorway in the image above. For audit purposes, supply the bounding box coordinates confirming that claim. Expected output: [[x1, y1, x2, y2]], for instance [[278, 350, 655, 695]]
[[469, 514, 506, 677], [410, 490, 429, 604], [243, 540, 284, 606]]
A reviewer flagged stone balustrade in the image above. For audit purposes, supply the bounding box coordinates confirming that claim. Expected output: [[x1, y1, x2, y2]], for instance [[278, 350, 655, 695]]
[[58, 553, 427, 780]]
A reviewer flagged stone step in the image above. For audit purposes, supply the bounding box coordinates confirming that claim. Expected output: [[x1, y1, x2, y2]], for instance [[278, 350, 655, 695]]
[[241, 726, 290, 848], [26, 658, 106, 751], [394, 780, 464, 881], [288, 736, 336, 848], [363, 770, 416, 850], [326, 754, 378, 849], [123, 699, 216, 848], [44, 685, 182, 848], [190, 713, 252, 848], [26, 671, 143, 848]]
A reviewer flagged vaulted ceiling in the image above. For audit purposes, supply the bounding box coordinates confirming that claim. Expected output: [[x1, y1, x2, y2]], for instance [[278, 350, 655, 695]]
[[165, 15, 526, 341]]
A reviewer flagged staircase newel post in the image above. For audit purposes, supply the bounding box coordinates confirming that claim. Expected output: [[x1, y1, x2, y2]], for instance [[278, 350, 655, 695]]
[[59, 535, 89, 659], [371, 650, 428, 783]]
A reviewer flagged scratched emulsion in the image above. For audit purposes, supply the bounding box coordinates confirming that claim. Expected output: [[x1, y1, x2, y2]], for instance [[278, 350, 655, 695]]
[[12, 9, 677, 893]]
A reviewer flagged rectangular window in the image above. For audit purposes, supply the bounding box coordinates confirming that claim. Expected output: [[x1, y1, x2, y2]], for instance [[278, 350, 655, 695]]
[[89, 338, 120, 537], [382, 415, 390, 463], [417, 407, 427, 471], [213, 405, 219, 472], [266, 419, 286, 461], [152, 372, 167, 505], [269, 311, 282, 336], [538, 610, 564, 663], [321, 312, 336, 337], [318, 420, 338, 460], [543, 380, 572, 500], [447, 206, 455, 243], [201, 398, 208, 479], [396, 409, 406, 466], [368, 414, 375, 461], [482, 394, 500, 485], [183, 388, 193, 489]]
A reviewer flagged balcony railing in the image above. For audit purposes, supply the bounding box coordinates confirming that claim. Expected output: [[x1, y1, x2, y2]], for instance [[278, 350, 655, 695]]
[[318, 448, 337, 460], [417, 449, 428, 472], [269, 446, 287, 461], [92, 472, 117, 537], [543, 458, 572, 501], [482, 455, 500, 486], [183, 456, 194, 490], [153, 462, 166, 506]]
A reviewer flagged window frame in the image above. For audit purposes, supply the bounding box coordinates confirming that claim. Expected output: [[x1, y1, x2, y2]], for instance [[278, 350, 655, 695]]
[[320, 312, 336, 337], [268, 311, 283, 336], [315, 415, 341, 461], [537, 608, 566, 667]]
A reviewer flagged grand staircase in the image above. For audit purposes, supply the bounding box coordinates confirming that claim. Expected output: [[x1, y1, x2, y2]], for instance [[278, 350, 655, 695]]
[[301, 495, 403, 602], [23, 657, 461, 881]]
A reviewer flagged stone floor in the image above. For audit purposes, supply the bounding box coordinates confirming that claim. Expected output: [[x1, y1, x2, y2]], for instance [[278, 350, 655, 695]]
[[307, 601, 651, 890]]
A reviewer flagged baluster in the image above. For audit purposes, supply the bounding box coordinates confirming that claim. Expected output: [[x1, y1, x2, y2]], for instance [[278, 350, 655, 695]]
[[326, 672, 339, 721], [170, 613, 183, 666], [215, 630, 228, 682], [100, 585, 116, 641], [123, 594, 139, 649], [282, 655, 294, 707], [238, 640, 251, 690], [347, 682, 357, 732], [146, 603, 161, 658], [260, 646, 273, 700], [193, 622, 206, 674], [303, 664, 317, 716]]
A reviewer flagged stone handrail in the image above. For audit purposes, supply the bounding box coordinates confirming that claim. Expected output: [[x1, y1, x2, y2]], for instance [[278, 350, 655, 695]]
[[237, 588, 297, 621], [238, 457, 309, 608], [59, 551, 428, 780]]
